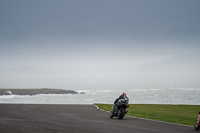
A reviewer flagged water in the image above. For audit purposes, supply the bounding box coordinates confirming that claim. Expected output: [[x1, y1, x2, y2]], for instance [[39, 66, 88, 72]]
[[0, 88, 199, 105]]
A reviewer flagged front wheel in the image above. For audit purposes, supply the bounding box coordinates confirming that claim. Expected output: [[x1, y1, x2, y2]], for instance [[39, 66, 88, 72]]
[[194, 120, 199, 130], [118, 108, 125, 119]]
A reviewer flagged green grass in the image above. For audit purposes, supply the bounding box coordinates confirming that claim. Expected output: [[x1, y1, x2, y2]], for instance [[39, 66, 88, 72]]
[[95, 104, 200, 126]]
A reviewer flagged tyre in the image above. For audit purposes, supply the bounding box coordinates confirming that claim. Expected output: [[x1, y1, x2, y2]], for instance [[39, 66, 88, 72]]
[[194, 120, 199, 130], [118, 108, 125, 119]]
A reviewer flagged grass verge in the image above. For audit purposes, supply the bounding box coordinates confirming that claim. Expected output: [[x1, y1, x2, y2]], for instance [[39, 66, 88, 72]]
[[95, 104, 200, 126]]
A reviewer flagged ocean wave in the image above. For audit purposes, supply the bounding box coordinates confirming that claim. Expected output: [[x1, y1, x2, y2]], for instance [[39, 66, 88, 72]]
[[149, 89, 164, 91], [177, 88, 200, 91], [76, 90, 91, 93], [76, 89, 114, 95], [0, 94, 30, 99]]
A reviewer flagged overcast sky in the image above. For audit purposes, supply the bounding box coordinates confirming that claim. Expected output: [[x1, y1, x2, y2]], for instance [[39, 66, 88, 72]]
[[0, 0, 200, 89]]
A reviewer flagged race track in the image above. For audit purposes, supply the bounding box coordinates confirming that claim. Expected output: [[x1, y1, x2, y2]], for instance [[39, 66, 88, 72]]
[[0, 104, 195, 133]]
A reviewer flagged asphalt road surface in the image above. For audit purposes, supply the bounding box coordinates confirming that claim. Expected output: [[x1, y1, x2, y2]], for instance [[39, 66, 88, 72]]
[[0, 104, 196, 133]]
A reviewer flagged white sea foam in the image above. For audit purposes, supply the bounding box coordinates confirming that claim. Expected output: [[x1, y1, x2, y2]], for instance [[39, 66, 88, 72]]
[[76, 90, 91, 93], [0, 94, 31, 99], [177, 88, 200, 91], [149, 89, 164, 91]]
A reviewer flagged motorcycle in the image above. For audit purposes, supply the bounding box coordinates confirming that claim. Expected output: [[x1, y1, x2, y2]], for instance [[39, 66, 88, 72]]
[[194, 120, 200, 130], [110, 99, 129, 119]]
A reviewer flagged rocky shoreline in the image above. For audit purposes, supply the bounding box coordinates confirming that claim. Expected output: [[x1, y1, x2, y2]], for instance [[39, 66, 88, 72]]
[[0, 88, 79, 95]]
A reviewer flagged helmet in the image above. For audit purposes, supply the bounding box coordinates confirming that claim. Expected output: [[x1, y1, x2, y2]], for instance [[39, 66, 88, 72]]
[[122, 93, 126, 95]]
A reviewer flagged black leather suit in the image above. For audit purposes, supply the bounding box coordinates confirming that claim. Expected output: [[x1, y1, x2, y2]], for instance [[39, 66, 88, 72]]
[[113, 95, 129, 114]]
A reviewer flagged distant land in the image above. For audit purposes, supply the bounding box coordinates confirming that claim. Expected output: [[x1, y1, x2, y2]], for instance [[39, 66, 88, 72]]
[[0, 88, 79, 95]]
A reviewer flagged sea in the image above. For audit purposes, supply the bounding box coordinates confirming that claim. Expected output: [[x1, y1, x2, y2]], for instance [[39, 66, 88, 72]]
[[0, 88, 199, 105]]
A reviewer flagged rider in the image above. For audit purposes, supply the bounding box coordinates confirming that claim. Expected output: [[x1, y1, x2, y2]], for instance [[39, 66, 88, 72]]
[[113, 93, 129, 115]]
